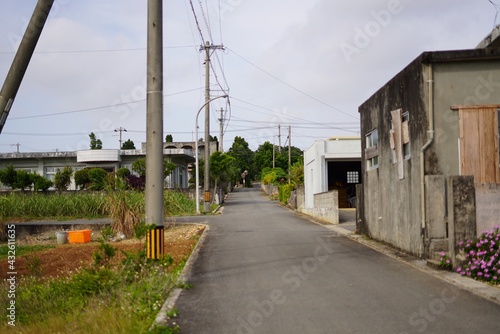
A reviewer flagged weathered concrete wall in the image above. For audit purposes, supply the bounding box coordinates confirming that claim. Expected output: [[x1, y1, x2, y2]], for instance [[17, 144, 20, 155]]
[[426, 175, 447, 239], [261, 183, 279, 197], [302, 190, 339, 224], [475, 183, 500, 236], [296, 186, 305, 212], [359, 56, 428, 257], [448, 176, 476, 267]]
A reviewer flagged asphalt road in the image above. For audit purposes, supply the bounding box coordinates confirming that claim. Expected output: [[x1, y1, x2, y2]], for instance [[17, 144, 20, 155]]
[[173, 187, 500, 334]]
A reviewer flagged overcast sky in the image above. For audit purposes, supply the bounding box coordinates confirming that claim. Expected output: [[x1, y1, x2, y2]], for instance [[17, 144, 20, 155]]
[[0, 0, 497, 153]]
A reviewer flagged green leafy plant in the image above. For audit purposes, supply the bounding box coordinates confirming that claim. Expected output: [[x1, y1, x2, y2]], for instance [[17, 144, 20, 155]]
[[456, 225, 500, 284], [438, 252, 452, 271], [53, 166, 73, 193]]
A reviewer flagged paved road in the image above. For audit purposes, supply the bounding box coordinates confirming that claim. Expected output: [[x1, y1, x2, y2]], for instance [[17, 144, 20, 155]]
[[174, 187, 500, 334]]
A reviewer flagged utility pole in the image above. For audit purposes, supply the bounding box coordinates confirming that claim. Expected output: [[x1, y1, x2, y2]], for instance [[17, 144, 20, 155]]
[[219, 108, 224, 152], [114, 127, 127, 149], [288, 126, 292, 184], [0, 0, 54, 134], [272, 140, 275, 169], [11, 143, 20, 153], [278, 124, 281, 152], [145, 0, 164, 260], [200, 41, 224, 212]]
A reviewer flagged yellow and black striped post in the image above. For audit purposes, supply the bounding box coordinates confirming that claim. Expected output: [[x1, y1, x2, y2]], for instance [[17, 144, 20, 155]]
[[147, 226, 165, 260]]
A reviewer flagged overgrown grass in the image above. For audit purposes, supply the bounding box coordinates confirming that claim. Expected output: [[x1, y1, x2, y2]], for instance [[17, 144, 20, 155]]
[[0, 190, 197, 223], [0, 245, 186, 333], [0, 192, 107, 222], [0, 244, 55, 260]]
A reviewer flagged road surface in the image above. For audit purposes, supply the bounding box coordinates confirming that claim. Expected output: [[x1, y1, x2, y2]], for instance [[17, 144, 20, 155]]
[[173, 186, 500, 334]]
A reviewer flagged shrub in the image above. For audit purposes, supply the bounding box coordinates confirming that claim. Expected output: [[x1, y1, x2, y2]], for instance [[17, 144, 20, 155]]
[[29, 172, 53, 192], [456, 225, 500, 284], [88, 168, 108, 191], [116, 167, 131, 179], [75, 169, 90, 190], [54, 167, 73, 192], [14, 170, 32, 191], [279, 183, 294, 205], [0, 165, 17, 189], [261, 168, 287, 185]]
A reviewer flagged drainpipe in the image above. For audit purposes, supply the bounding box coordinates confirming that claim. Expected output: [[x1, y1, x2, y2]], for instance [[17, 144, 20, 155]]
[[420, 64, 435, 231]]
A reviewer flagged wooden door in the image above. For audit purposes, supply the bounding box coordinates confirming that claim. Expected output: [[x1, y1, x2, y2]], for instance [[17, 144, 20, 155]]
[[457, 106, 500, 183]]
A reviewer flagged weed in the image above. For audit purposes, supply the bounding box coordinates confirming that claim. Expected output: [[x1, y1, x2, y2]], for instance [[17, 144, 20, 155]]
[[25, 255, 43, 277], [166, 308, 179, 318]]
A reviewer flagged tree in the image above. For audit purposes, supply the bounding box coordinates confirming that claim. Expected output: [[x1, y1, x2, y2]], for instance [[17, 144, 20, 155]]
[[210, 151, 236, 191], [0, 165, 17, 189], [165, 134, 173, 143], [14, 170, 32, 191], [88, 168, 108, 191], [227, 136, 254, 182], [74, 169, 90, 190], [89, 132, 103, 150], [29, 172, 53, 192], [116, 167, 131, 179], [121, 139, 135, 150], [54, 166, 73, 192]]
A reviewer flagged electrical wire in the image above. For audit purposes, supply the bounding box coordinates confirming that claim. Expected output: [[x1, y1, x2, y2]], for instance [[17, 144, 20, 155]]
[[227, 47, 358, 120], [489, 0, 500, 28]]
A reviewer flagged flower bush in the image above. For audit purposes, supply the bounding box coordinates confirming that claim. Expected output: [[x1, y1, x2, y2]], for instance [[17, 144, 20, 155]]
[[456, 225, 500, 284], [439, 252, 452, 270]]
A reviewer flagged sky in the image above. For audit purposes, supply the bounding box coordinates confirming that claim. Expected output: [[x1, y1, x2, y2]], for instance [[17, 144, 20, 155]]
[[0, 0, 498, 154]]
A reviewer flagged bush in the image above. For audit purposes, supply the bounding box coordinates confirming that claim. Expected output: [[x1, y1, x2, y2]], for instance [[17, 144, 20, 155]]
[[279, 183, 294, 205], [54, 167, 73, 192], [75, 169, 90, 190], [456, 225, 500, 284], [116, 167, 131, 179], [261, 168, 287, 185], [88, 168, 108, 191], [29, 172, 53, 192]]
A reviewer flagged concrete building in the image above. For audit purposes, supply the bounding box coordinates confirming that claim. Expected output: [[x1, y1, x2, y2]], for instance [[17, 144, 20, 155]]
[[358, 48, 500, 258], [303, 137, 361, 223], [0, 145, 196, 190]]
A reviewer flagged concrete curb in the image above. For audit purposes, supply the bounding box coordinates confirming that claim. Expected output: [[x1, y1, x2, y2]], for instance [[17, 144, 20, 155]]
[[151, 223, 210, 330]]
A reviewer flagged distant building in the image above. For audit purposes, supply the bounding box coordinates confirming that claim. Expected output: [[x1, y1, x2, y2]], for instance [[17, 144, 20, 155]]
[[0, 143, 198, 190], [303, 137, 362, 217]]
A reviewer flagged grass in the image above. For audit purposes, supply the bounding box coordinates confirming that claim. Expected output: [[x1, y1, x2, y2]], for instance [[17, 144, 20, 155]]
[[0, 244, 55, 260], [0, 190, 198, 224], [0, 244, 190, 333]]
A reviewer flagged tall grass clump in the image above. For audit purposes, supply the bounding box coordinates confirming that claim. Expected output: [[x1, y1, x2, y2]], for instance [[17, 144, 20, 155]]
[[104, 181, 144, 237], [0, 192, 106, 222], [164, 191, 196, 216]]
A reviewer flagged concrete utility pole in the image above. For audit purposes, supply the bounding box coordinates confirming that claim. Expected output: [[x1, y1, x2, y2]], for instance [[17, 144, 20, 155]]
[[145, 0, 164, 260], [219, 108, 224, 152], [278, 124, 281, 152], [114, 127, 127, 149], [11, 143, 20, 153], [288, 126, 292, 184], [200, 41, 224, 212], [0, 0, 54, 134]]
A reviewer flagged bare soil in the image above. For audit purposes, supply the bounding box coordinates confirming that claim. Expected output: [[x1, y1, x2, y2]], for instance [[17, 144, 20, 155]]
[[0, 224, 204, 280]]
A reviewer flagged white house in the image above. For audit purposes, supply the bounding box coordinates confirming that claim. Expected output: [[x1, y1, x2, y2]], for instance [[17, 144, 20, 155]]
[[303, 137, 362, 216]]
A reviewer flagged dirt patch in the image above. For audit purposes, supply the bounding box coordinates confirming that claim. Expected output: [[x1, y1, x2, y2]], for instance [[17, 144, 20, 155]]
[[0, 224, 205, 280]]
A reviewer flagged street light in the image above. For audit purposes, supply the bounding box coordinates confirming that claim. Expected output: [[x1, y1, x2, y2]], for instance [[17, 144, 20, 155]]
[[195, 95, 228, 214]]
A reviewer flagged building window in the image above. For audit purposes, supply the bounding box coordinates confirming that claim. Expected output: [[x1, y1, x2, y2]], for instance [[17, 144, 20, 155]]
[[45, 167, 60, 181], [366, 129, 379, 170], [402, 111, 410, 160], [347, 171, 359, 184]]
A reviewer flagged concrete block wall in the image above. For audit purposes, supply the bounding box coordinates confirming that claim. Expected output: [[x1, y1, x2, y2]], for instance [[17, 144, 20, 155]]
[[310, 190, 339, 224], [475, 183, 500, 236], [447, 176, 476, 268]]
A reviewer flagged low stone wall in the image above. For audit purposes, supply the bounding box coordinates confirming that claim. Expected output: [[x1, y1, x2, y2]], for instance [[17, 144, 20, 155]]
[[261, 183, 279, 197], [303, 190, 339, 224], [475, 183, 500, 235]]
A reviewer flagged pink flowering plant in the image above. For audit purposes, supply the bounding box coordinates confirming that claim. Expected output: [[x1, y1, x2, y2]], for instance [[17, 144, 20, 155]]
[[456, 225, 500, 284], [439, 252, 452, 271]]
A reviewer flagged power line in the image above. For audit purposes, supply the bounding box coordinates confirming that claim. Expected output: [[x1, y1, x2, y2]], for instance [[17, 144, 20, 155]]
[[0, 46, 196, 55], [227, 47, 358, 120]]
